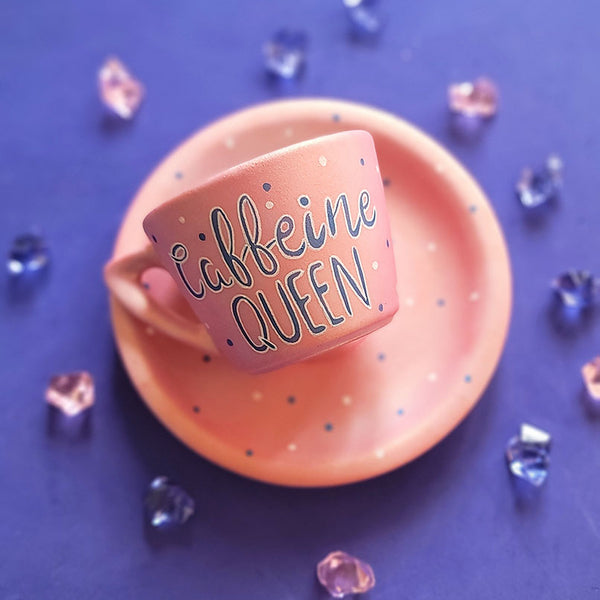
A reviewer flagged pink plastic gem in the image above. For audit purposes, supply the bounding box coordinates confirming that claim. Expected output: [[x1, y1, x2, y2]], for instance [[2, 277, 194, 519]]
[[582, 357, 600, 401], [448, 77, 498, 118], [98, 57, 144, 119], [317, 551, 375, 598], [45, 372, 95, 416]]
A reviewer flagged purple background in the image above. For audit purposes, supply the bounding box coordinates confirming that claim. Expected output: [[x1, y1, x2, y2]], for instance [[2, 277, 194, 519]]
[[1, 1, 600, 598]]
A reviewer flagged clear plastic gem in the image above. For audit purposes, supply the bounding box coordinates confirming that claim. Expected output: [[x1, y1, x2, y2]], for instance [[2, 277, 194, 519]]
[[144, 476, 195, 529], [317, 551, 375, 598], [516, 154, 563, 208], [448, 77, 498, 118], [45, 372, 95, 416], [263, 30, 307, 79], [505, 423, 551, 487], [343, 0, 381, 37], [582, 357, 600, 402], [552, 270, 599, 309], [98, 56, 144, 119], [7, 233, 49, 275]]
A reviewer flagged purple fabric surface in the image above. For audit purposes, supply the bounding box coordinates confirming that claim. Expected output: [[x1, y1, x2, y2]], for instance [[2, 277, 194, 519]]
[[1, 1, 599, 598]]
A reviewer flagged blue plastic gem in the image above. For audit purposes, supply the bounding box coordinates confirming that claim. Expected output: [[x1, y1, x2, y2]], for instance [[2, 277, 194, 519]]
[[263, 30, 307, 79], [7, 233, 49, 275], [343, 0, 382, 37], [505, 424, 551, 487], [144, 476, 195, 529], [516, 154, 563, 208], [552, 270, 599, 309]]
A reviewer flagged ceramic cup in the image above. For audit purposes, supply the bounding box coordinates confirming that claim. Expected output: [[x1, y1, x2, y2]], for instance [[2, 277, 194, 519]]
[[104, 130, 398, 373]]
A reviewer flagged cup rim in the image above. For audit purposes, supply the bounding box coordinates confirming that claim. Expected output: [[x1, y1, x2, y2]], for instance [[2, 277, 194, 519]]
[[142, 129, 370, 228]]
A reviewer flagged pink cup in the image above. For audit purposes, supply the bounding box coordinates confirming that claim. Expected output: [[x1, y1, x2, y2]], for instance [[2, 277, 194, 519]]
[[104, 130, 399, 373]]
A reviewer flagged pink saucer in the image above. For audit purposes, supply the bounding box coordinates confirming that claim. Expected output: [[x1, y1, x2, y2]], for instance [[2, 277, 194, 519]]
[[109, 98, 512, 487]]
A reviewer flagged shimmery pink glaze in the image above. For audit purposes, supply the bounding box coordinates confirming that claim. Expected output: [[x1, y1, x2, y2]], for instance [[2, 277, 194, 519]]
[[105, 131, 398, 373], [105, 98, 512, 487]]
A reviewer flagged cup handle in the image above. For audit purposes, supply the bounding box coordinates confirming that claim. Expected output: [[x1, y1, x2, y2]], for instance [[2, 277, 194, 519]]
[[104, 246, 218, 354]]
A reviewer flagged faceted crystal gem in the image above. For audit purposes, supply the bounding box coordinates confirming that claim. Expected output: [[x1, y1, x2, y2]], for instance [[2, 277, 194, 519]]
[[552, 270, 598, 309], [343, 0, 381, 37], [505, 423, 551, 487], [144, 476, 195, 529], [448, 77, 498, 118], [98, 57, 144, 119], [582, 356, 600, 401], [7, 233, 49, 275], [45, 372, 95, 416], [317, 551, 375, 598], [516, 154, 563, 208], [263, 30, 307, 79]]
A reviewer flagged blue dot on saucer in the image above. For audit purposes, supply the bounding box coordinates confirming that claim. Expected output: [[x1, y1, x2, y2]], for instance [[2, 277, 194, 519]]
[[246, 449, 254, 457], [299, 196, 310, 207], [199, 233, 206, 241], [360, 158, 365, 165], [263, 182, 271, 192], [324, 422, 333, 432], [378, 303, 384, 312], [226, 339, 234, 347]]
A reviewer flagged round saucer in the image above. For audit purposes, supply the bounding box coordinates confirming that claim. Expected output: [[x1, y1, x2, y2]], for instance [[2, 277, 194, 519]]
[[109, 98, 512, 487]]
